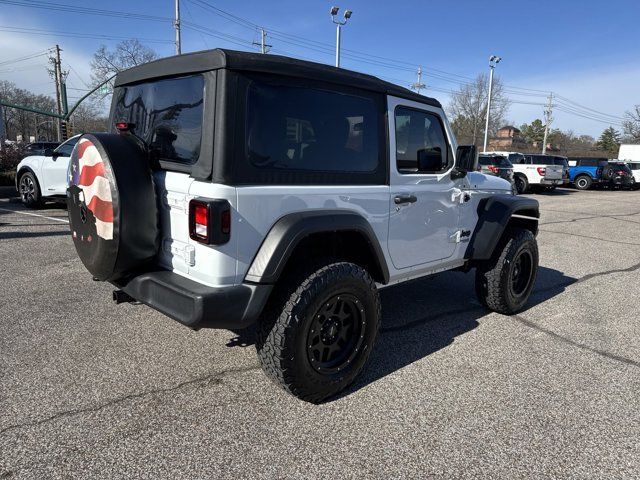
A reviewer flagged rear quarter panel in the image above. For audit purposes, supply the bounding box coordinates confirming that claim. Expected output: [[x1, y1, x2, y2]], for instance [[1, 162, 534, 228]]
[[235, 185, 390, 284]]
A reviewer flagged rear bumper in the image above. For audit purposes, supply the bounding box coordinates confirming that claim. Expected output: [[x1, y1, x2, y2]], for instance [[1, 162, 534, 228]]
[[540, 179, 563, 185], [114, 270, 272, 329]]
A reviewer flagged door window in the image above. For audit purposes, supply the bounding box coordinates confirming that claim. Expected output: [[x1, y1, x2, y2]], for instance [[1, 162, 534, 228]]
[[394, 107, 451, 173]]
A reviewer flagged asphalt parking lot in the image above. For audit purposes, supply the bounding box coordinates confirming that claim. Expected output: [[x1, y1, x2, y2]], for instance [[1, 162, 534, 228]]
[[1, 186, 639, 479]]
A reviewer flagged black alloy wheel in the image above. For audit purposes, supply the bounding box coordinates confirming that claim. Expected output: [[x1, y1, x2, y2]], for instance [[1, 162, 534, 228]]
[[306, 293, 365, 374]]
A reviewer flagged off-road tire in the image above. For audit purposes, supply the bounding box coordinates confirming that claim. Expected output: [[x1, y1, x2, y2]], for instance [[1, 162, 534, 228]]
[[256, 261, 380, 403], [574, 175, 592, 190], [514, 175, 528, 194], [475, 227, 538, 314], [19, 171, 42, 208]]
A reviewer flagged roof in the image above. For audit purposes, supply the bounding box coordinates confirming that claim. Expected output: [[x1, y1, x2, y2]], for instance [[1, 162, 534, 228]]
[[114, 48, 441, 108], [498, 125, 520, 131]]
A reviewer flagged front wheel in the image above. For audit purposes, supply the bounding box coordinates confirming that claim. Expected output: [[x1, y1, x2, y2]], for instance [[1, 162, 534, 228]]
[[475, 228, 538, 314], [19, 172, 42, 208], [256, 262, 380, 403]]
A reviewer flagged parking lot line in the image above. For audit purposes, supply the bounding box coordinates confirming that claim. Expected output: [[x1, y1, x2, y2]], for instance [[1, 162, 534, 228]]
[[0, 206, 69, 224]]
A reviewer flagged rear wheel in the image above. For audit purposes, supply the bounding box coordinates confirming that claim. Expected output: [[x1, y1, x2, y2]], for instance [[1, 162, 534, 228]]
[[256, 262, 380, 403], [19, 172, 42, 208], [514, 175, 528, 194], [574, 175, 592, 190], [475, 227, 538, 314]]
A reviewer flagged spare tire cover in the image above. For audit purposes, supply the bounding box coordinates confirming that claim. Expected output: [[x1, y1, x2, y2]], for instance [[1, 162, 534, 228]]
[[67, 133, 159, 282]]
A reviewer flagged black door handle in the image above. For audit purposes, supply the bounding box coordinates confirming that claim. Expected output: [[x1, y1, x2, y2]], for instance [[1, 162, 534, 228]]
[[394, 194, 417, 204]]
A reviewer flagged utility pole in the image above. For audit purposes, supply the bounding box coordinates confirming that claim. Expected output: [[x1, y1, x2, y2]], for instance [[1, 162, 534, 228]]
[[410, 66, 426, 94], [483, 55, 501, 152], [51, 45, 63, 142], [330, 6, 352, 68], [174, 0, 181, 55], [253, 28, 272, 54], [542, 92, 554, 154]]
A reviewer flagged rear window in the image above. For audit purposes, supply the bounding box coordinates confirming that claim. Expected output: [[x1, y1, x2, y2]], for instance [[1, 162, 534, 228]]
[[112, 74, 204, 165], [526, 155, 563, 165], [246, 82, 379, 173], [479, 155, 511, 167]]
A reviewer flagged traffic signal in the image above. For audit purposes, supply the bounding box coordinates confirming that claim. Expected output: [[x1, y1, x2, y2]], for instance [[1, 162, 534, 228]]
[[61, 121, 71, 140]]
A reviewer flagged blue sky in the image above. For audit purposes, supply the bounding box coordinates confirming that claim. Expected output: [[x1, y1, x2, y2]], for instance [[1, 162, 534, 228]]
[[1, 0, 639, 137]]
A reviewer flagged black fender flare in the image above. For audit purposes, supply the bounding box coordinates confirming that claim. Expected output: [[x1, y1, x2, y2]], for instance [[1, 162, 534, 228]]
[[244, 210, 390, 284], [465, 195, 539, 261]]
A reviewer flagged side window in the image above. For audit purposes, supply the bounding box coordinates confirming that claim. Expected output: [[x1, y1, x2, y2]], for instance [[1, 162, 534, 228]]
[[55, 138, 78, 157], [246, 82, 380, 172], [394, 107, 450, 173]]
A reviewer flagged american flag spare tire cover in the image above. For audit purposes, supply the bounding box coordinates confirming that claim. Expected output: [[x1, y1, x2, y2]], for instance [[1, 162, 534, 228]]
[[67, 133, 159, 282]]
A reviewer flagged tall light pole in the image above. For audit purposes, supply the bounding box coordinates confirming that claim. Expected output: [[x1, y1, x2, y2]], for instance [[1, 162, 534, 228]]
[[483, 55, 501, 152], [330, 6, 352, 68], [174, 0, 182, 55]]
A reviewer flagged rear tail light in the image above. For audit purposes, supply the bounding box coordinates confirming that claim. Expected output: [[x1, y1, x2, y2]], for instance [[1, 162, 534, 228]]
[[616, 170, 626, 176], [597, 168, 603, 176], [115, 122, 134, 131], [189, 198, 231, 245], [537, 167, 546, 176], [488, 165, 499, 173]]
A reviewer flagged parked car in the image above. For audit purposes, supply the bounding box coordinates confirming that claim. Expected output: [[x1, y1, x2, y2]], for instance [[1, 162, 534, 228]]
[[490, 151, 565, 193], [15, 135, 80, 207], [567, 157, 609, 190], [625, 161, 640, 188], [23, 141, 60, 157], [65, 49, 540, 403], [602, 161, 635, 189], [477, 154, 515, 189]]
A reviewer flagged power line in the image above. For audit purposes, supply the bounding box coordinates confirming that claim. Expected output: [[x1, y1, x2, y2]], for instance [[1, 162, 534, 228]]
[[0, 0, 171, 22], [0, 26, 174, 44], [0, 49, 51, 67]]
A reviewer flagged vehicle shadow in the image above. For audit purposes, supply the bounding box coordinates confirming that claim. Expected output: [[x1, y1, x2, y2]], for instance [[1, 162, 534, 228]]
[[0, 230, 70, 240], [225, 265, 576, 401], [531, 187, 576, 196]]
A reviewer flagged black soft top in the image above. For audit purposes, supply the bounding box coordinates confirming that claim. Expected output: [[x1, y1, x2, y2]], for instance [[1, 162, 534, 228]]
[[114, 48, 441, 108]]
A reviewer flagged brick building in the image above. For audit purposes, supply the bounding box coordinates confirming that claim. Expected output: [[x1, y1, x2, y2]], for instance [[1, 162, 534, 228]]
[[487, 126, 528, 151]]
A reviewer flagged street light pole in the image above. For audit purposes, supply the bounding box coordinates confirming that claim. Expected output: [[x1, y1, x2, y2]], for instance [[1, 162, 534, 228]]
[[483, 55, 501, 152], [174, 0, 182, 55], [330, 6, 352, 68]]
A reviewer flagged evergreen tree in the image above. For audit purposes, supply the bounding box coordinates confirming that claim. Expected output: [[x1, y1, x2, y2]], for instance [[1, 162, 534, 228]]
[[597, 127, 621, 154]]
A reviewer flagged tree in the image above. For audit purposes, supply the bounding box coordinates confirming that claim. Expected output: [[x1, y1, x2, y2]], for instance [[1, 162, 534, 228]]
[[622, 105, 640, 142], [597, 127, 621, 154], [69, 102, 108, 134], [90, 39, 157, 100], [0, 81, 57, 142], [519, 119, 546, 145], [448, 73, 510, 146]]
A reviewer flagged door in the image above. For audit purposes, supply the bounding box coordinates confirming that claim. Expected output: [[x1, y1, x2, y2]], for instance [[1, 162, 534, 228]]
[[42, 137, 77, 194], [387, 100, 462, 270]]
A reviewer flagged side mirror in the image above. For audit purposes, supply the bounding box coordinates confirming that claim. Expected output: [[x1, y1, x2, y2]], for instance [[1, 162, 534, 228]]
[[452, 145, 477, 179], [44, 148, 54, 156]]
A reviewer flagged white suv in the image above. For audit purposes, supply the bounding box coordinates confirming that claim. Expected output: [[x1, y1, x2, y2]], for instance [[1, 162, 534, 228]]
[[488, 151, 565, 194], [65, 49, 540, 402], [16, 135, 80, 207]]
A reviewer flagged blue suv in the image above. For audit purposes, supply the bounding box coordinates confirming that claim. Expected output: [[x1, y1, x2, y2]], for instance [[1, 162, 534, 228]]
[[567, 157, 608, 190]]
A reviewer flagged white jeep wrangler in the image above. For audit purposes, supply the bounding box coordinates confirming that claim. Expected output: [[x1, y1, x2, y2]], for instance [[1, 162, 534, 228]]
[[66, 49, 540, 403]]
